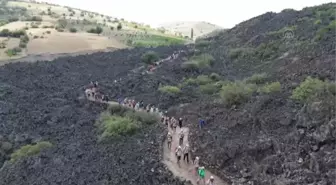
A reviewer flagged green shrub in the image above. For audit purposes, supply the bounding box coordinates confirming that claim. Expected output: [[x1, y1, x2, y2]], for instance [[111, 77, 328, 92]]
[[291, 77, 335, 102], [199, 83, 220, 95], [26, 16, 42, 21], [19, 42, 27, 48], [158, 85, 181, 94], [182, 53, 214, 69], [31, 25, 39, 28], [220, 81, 256, 106], [10, 141, 52, 162], [141, 51, 159, 64], [5, 47, 21, 56], [69, 28, 77, 33], [245, 73, 268, 84], [209, 73, 221, 81], [46, 31, 51, 34], [97, 105, 159, 140], [195, 39, 210, 48], [196, 75, 213, 85], [229, 48, 255, 59], [259, 82, 281, 93], [87, 26, 103, 34], [183, 78, 198, 85], [117, 23, 122, 30], [98, 114, 138, 140]]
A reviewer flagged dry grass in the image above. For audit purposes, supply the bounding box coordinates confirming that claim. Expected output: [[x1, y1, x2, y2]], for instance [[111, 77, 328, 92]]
[[27, 31, 126, 54]]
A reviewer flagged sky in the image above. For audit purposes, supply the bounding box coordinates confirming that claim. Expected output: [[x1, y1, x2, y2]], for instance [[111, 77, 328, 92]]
[[42, 0, 334, 28]]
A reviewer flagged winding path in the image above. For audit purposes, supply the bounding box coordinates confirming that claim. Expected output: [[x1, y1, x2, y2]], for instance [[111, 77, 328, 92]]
[[86, 97, 227, 185]]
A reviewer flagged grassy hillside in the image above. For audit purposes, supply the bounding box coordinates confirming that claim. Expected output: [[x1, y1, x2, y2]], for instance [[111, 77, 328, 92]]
[[159, 21, 222, 40], [0, 0, 188, 61]]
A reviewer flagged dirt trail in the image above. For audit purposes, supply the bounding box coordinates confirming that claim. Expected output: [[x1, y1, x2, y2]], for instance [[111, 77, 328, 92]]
[[86, 93, 227, 185], [163, 126, 227, 185]]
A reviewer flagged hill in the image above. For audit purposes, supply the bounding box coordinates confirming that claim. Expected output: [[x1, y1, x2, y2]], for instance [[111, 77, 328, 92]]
[[0, 2, 335, 185], [159, 21, 222, 39], [0, 0, 188, 61]]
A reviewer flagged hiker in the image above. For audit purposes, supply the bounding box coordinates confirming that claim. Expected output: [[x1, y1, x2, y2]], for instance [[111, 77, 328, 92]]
[[135, 102, 140, 110], [140, 101, 144, 109], [102, 95, 109, 102], [165, 116, 169, 126], [172, 118, 177, 132], [123, 98, 128, 106], [183, 143, 190, 163], [146, 105, 150, 113], [175, 145, 183, 166], [161, 116, 165, 124], [206, 176, 215, 185], [132, 99, 136, 109], [197, 166, 206, 185], [167, 132, 172, 149], [179, 129, 184, 145], [150, 106, 154, 113], [194, 156, 200, 176], [199, 119, 205, 129], [94, 81, 98, 88], [178, 117, 183, 128]]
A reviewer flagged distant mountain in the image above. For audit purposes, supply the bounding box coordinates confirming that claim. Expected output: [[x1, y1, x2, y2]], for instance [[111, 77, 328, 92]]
[[159, 21, 222, 39]]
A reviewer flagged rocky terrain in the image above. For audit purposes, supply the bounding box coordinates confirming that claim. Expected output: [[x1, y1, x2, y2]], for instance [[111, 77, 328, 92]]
[[0, 2, 335, 185]]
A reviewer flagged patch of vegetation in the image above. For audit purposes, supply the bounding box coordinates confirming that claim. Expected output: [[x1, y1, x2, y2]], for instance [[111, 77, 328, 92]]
[[117, 23, 122, 30], [69, 27, 77, 33], [46, 31, 51, 34], [10, 141, 53, 163], [258, 82, 281, 93], [200, 83, 221, 95], [130, 34, 185, 47], [0, 29, 26, 38], [87, 26, 103, 35], [141, 51, 159, 64], [25, 16, 42, 21], [229, 48, 255, 60], [244, 73, 268, 84], [195, 39, 211, 48], [291, 77, 327, 102], [315, 20, 336, 40], [181, 53, 215, 70], [220, 81, 257, 106], [158, 85, 181, 95], [96, 105, 159, 140], [5, 47, 22, 57]]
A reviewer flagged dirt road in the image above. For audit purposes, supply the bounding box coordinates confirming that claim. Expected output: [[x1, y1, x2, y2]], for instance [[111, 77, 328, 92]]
[[163, 126, 227, 185]]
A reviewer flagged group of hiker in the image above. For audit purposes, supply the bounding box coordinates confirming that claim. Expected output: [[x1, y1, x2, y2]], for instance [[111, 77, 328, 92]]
[[118, 97, 163, 116], [85, 81, 109, 102], [146, 50, 182, 73], [163, 116, 215, 185]]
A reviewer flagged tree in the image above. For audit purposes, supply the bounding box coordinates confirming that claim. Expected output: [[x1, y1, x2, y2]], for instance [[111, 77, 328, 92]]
[[69, 28, 77, 33], [110, 26, 114, 30], [96, 26, 103, 34], [117, 23, 122, 30], [191, 28, 194, 39]]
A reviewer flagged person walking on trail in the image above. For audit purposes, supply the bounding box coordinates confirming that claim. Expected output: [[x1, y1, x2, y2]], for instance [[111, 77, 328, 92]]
[[172, 118, 177, 132], [199, 119, 205, 129], [150, 106, 154, 113], [183, 143, 190, 163], [194, 156, 200, 176], [135, 102, 140, 110], [140, 100, 144, 110], [197, 166, 206, 185], [146, 105, 150, 113], [165, 117, 169, 126], [175, 145, 183, 166], [179, 129, 184, 145], [206, 176, 215, 185], [178, 117, 183, 128], [167, 132, 172, 149]]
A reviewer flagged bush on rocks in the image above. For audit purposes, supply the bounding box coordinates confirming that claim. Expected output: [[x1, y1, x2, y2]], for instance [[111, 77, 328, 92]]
[[220, 81, 256, 106], [10, 141, 53, 163], [141, 51, 159, 65], [97, 105, 159, 141], [158, 85, 181, 95], [245, 73, 268, 84], [291, 76, 335, 102]]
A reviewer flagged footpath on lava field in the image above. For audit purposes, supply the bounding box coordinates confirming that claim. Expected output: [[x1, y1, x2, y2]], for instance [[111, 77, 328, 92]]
[[87, 96, 227, 185]]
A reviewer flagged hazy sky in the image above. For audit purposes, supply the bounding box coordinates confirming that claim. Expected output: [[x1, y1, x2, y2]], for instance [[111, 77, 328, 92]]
[[42, 0, 334, 28]]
